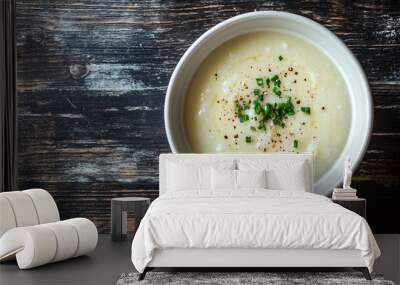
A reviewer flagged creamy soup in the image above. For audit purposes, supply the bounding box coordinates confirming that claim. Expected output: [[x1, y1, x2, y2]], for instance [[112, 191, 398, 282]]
[[185, 32, 351, 178]]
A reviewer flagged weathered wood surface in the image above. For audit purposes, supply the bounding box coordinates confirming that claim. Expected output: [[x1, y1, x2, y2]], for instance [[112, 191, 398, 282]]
[[16, 0, 400, 233]]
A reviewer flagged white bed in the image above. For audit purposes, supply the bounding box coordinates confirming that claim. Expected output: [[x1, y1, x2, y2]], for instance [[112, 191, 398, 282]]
[[131, 153, 380, 280]]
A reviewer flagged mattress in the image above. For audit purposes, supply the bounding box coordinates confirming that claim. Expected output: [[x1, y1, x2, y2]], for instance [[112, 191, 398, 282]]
[[131, 190, 380, 273]]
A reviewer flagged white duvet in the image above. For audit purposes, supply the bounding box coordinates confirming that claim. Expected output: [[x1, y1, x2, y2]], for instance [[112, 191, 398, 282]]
[[131, 190, 380, 273]]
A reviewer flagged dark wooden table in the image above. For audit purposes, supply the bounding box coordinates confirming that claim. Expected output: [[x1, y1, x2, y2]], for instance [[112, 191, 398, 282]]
[[15, 1, 400, 233]]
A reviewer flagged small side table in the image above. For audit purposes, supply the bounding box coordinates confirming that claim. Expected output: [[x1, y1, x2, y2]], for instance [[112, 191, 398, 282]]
[[332, 198, 366, 219], [111, 197, 150, 242]]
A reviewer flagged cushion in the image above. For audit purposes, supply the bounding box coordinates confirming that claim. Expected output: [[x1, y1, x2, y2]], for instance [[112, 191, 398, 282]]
[[65, 218, 98, 257], [23, 189, 60, 224], [211, 168, 236, 190], [42, 221, 79, 262], [167, 162, 211, 191], [211, 169, 267, 191], [266, 163, 309, 191], [0, 196, 17, 237], [236, 169, 267, 189], [1, 191, 39, 227], [167, 160, 235, 192], [238, 159, 311, 191]]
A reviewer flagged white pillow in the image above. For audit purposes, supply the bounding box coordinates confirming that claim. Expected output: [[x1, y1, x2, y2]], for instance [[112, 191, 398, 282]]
[[265, 162, 309, 191], [167, 162, 210, 191], [211, 168, 236, 190], [236, 169, 267, 189], [167, 159, 235, 192], [211, 169, 267, 191], [238, 159, 311, 192]]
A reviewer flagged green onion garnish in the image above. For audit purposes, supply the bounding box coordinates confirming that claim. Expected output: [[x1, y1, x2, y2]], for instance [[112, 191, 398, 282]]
[[258, 119, 266, 130], [271, 97, 295, 127], [271, 75, 279, 82], [263, 103, 273, 118], [238, 113, 249, 122], [235, 74, 301, 131], [301, 107, 311, 115], [285, 96, 295, 116], [236, 103, 250, 122], [245, 136, 252, 143], [272, 86, 282, 97], [253, 100, 261, 114], [279, 55, 283, 61], [254, 89, 264, 102], [294, 140, 299, 148]]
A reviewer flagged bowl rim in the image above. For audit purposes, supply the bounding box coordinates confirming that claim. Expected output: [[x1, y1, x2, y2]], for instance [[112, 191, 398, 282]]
[[164, 11, 373, 194]]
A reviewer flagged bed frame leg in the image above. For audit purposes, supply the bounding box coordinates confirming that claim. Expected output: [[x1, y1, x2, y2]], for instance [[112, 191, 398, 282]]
[[354, 267, 371, 280], [138, 268, 148, 281]]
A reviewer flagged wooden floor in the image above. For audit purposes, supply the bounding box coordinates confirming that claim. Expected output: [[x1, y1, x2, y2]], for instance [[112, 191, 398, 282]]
[[0, 234, 133, 285]]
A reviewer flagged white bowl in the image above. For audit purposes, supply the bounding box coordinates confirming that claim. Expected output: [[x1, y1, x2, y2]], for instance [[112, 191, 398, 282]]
[[164, 11, 372, 195]]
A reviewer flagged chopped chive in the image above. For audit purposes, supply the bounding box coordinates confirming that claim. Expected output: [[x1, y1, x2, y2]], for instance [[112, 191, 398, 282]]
[[272, 116, 281, 126], [253, 100, 261, 114], [275, 79, 281, 87], [301, 107, 311, 115], [258, 119, 266, 130], [271, 75, 279, 82], [239, 114, 249, 123], [278, 55, 283, 61], [286, 96, 295, 116], [235, 103, 241, 113], [256, 78, 264, 86], [254, 89, 264, 102], [245, 136, 252, 143], [272, 86, 282, 97], [271, 97, 295, 127], [294, 140, 299, 148], [263, 103, 273, 118], [236, 102, 251, 122], [250, 126, 256, 131], [266, 78, 270, 88]]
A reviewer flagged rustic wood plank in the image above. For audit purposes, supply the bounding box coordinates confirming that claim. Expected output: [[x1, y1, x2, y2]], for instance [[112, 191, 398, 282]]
[[15, 0, 400, 233]]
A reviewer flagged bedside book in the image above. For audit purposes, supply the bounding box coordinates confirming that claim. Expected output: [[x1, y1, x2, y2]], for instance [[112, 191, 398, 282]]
[[332, 195, 358, 200], [332, 188, 358, 200], [333, 188, 356, 193]]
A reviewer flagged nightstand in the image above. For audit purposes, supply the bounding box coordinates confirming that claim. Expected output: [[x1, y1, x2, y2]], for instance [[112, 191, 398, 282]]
[[111, 197, 150, 241], [332, 198, 366, 219]]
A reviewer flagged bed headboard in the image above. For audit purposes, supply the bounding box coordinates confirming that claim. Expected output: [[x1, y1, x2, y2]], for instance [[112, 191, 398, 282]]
[[159, 153, 314, 195]]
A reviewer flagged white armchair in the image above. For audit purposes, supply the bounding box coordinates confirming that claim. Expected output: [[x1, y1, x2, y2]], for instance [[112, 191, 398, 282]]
[[0, 189, 98, 269]]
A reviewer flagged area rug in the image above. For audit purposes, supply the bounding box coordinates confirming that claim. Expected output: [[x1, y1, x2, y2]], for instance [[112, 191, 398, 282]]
[[116, 272, 396, 285]]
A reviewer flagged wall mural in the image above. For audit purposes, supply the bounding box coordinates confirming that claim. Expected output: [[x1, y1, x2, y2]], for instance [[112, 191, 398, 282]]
[[16, 1, 400, 233]]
